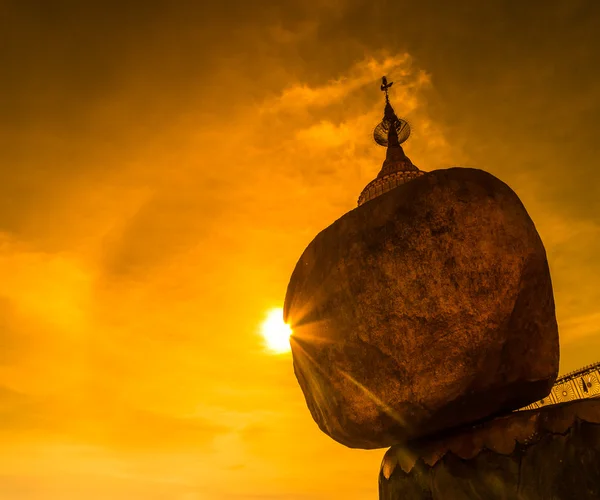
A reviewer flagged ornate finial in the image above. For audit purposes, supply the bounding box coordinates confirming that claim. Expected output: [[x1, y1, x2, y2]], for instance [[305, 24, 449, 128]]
[[373, 77, 411, 147], [380, 76, 393, 103]]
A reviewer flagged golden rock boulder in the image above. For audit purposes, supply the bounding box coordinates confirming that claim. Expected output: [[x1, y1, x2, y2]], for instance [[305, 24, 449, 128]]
[[284, 167, 559, 449]]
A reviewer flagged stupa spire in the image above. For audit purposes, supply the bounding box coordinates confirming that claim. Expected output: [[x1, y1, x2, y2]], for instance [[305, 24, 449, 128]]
[[357, 76, 425, 206]]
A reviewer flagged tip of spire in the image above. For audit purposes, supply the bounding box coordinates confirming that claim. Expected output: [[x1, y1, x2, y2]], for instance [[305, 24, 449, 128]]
[[374, 76, 411, 147], [381, 76, 394, 103]]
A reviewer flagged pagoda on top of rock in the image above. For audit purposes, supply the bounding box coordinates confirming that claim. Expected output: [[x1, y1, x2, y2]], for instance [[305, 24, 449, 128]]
[[284, 76, 559, 450], [358, 76, 425, 206], [284, 75, 600, 500]]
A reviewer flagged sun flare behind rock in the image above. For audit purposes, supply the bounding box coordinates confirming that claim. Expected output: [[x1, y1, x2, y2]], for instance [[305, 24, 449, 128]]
[[260, 308, 292, 354]]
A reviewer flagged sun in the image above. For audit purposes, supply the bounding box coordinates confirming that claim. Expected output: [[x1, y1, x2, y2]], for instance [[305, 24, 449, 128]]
[[260, 308, 292, 354]]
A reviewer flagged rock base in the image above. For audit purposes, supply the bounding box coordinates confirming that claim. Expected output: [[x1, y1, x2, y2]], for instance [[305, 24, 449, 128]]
[[379, 399, 600, 499]]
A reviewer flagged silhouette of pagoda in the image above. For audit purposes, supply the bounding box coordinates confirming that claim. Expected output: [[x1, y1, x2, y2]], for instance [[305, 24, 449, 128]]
[[357, 77, 425, 206]]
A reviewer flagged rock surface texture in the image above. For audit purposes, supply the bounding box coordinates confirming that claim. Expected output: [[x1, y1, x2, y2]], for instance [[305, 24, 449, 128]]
[[284, 168, 559, 449], [379, 398, 600, 499]]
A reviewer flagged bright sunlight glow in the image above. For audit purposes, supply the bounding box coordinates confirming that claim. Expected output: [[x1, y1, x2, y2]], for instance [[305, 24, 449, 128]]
[[260, 308, 292, 354]]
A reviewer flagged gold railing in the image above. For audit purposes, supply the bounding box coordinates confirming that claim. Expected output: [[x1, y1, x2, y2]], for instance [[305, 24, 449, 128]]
[[519, 361, 600, 410]]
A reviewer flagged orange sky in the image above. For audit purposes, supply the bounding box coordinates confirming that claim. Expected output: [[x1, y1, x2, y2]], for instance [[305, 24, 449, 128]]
[[1, 1, 600, 498]]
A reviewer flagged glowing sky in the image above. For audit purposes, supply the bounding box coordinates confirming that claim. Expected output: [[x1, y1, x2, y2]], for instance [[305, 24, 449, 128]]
[[1, 1, 600, 498]]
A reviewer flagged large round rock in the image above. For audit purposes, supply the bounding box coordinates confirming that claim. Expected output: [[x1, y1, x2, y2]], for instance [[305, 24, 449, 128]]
[[283, 167, 559, 449]]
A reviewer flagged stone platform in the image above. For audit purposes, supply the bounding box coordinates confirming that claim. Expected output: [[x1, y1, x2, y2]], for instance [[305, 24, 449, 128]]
[[379, 398, 600, 499]]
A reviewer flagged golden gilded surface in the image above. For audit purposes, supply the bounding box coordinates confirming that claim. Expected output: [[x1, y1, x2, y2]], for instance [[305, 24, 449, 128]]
[[519, 361, 600, 410]]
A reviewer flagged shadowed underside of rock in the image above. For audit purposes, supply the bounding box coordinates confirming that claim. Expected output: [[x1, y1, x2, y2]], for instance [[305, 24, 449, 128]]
[[284, 167, 559, 449], [379, 398, 600, 500]]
